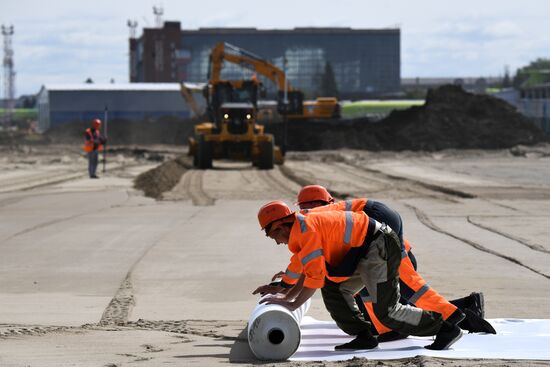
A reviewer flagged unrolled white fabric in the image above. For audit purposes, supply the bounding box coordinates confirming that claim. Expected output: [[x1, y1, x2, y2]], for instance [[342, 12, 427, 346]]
[[248, 298, 311, 360], [291, 317, 550, 361]]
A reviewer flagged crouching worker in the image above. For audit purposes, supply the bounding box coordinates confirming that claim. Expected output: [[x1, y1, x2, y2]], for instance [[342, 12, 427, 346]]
[[253, 200, 463, 350]]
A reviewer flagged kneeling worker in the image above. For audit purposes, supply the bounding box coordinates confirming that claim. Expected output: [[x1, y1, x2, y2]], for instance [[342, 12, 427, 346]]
[[254, 200, 463, 350]]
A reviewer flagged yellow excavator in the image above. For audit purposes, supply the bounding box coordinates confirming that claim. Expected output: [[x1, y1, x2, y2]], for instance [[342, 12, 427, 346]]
[[208, 42, 340, 120]]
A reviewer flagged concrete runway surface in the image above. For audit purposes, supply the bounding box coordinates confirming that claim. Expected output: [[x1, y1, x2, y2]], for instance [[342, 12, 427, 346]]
[[0, 144, 549, 366]]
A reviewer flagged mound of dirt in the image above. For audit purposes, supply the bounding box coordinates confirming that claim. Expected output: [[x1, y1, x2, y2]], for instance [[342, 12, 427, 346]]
[[36, 85, 548, 153], [134, 155, 192, 199], [266, 85, 549, 151]]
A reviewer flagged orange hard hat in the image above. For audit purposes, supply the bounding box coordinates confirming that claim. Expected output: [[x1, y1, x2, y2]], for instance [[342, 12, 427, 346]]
[[92, 119, 102, 128], [297, 185, 334, 205], [258, 200, 294, 230]]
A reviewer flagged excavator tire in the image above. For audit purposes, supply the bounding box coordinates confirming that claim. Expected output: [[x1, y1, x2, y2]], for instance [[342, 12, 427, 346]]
[[196, 134, 213, 169], [258, 138, 274, 170]]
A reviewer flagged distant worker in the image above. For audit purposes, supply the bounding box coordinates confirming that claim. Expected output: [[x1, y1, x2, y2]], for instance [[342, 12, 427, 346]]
[[254, 200, 464, 351], [83, 119, 106, 179]]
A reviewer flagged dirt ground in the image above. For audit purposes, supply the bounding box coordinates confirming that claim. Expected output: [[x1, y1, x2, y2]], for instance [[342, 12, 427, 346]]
[[1, 85, 549, 367], [1, 142, 549, 366]]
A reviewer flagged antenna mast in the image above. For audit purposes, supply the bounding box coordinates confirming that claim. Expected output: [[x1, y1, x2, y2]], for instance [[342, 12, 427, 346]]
[[127, 19, 138, 39], [153, 6, 164, 28], [2, 24, 15, 128]]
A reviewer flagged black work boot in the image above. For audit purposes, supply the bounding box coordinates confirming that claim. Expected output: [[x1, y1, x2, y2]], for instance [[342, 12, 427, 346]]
[[459, 308, 497, 334], [425, 322, 463, 350], [335, 329, 378, 350], [467, 292, 485, 318], [446, 309, 466, 326], [377, 330, 408, 343]]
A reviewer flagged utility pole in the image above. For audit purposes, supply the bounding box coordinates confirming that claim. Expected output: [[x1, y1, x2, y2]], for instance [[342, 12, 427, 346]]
[[282, 56, 289, 155], [2, 24, 15, 128], [127, 19, 138, 82]]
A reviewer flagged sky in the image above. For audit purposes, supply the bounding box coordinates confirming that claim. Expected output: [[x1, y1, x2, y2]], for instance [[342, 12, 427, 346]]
[[2, 0, 550, 96]]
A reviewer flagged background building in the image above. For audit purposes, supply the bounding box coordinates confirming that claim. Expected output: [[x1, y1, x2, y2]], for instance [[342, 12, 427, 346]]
[[37, 83, 193, 131], [130, 22, 401, 99], [518, 83, 550, 133]]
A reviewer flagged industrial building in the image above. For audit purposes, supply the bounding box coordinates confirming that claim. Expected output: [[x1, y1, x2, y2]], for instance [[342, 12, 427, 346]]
[[130, 22, 401, 99], [37, 83, 193, 132]]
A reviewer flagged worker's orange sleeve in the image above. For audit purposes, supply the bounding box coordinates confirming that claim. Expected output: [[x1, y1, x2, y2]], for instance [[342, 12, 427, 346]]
[[297, 232, 326, 289], [281, 254, 303, 286]]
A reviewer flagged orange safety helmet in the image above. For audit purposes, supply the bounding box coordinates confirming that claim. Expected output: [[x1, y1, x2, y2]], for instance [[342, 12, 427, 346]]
[[258, 200, 294, 230], [92, 119, 102, 129], [296, 185, 334, 205]]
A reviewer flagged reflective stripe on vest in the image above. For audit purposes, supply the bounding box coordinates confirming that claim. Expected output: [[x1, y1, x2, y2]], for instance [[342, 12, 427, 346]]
[[285, 269, 301, 279], [301, 249, 323, 265], [408, 284, 430, 304], [343, 211, 353, 244], [345, 199, 353, 211], [296, 213, 308, 233]]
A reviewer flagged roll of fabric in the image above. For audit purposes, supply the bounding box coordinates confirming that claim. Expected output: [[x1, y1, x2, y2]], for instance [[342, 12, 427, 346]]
[[247, 298, 311, 360]]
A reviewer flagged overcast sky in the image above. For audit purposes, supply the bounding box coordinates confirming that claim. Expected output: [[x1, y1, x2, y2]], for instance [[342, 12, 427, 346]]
[[2, 0, 550, 96]]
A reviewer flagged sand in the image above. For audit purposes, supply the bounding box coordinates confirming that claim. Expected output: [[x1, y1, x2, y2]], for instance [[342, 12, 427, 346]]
[[0, 143, 549, 366]]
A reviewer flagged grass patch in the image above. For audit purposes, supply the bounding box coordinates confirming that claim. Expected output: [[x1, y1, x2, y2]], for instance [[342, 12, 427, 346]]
[[0, 108, 38, 120], [342, 100, 424, 118]]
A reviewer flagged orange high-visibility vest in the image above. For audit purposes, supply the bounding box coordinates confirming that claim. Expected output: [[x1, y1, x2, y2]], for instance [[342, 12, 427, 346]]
[[83, 128, 104, 153], [286, 210, 376, 289]]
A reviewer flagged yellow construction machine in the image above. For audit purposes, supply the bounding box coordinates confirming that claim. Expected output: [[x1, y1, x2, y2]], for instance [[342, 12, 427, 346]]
[[208, 42, 340, 120], [187, 78, 283, 169]]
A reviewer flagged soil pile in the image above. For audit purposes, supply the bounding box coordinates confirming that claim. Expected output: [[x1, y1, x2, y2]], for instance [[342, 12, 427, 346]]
[[23, 85, 549, 152], [134, 155, 192, 199], [267, 85, 549, 151]]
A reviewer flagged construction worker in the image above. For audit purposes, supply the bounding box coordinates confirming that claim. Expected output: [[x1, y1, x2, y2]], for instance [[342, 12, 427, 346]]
[[254, 200, 464, 351], [83, 119, 106, 179], [286, 185, 495, 340]]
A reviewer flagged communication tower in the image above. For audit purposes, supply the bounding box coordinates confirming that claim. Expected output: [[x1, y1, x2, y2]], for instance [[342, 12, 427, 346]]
[[153, 6, 164, 28], [2, 24, 15, 127], [127, 19, 138, 39]]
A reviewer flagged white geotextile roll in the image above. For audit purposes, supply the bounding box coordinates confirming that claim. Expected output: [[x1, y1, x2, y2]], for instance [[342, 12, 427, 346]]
[[247, 297, 311, 360]]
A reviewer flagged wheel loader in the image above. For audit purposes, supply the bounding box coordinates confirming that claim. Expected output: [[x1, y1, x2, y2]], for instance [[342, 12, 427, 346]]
[[187, 80, 283, 169]]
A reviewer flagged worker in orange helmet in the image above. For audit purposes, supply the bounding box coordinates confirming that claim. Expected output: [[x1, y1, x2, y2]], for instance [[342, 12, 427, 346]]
[[284, 185, 495, 341], [82, 118, 106, 179], [254, 200, 464, 351]]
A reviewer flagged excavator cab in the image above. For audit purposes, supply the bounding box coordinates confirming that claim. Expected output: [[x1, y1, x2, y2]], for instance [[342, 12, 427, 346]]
[[277, 90, 304, 115]]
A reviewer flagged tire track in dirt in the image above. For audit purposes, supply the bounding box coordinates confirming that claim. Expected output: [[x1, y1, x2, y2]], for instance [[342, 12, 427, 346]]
[[98, 209, 205, 326], [408, 204, 550, 280], [257, 168, 298, 198], [344, 160, 475, 199], [280, 159, 460, 202], [467, 216, 550, 255], [181, 170, 215, 206]]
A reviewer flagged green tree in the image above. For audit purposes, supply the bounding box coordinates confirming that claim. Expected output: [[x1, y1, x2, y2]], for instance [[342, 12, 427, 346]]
[[319, 62, 339, 98], [513, 58, 550, 88]]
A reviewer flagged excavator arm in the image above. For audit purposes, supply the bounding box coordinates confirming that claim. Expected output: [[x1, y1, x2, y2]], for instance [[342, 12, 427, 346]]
[[209, 42, 291, 91]]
